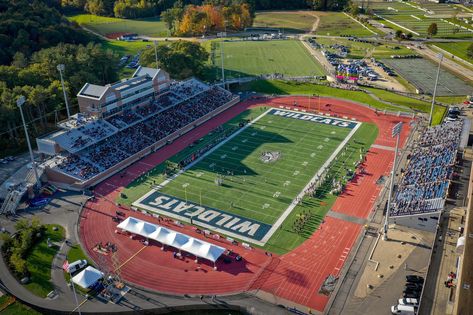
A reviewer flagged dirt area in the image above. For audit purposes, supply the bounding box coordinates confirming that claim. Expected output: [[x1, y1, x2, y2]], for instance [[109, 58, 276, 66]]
[[362, 60, 409, 93], [355, 226, 432, 299]]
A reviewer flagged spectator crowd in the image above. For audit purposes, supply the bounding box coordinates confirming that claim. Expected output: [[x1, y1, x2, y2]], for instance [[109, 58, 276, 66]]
[[390, 121, 463, 217], [56, 81, 235, 180]]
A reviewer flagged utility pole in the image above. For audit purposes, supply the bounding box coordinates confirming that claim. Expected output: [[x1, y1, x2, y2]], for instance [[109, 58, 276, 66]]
[[17, 96, 41, 190], [429, 53, 443, 126], [383, 122, 403, 241], [57, 64, 71, 119]]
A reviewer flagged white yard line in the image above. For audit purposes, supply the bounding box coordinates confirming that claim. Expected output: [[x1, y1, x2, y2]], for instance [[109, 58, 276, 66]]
[[260, 117, 361, 244], [343, 12, 377, 35], [153, 108, 273, 190]]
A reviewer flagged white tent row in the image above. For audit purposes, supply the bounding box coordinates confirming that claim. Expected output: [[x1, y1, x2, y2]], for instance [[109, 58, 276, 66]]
[[72, 266, 104, 289], [117, 216, 226, 263]]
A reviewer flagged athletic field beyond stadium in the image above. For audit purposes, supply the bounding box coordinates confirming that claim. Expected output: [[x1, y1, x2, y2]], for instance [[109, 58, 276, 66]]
[[133, 108, 361, 245]]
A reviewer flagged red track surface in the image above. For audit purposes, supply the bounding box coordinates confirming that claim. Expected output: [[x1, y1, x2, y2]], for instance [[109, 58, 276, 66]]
[[79, 96, 413, 312]]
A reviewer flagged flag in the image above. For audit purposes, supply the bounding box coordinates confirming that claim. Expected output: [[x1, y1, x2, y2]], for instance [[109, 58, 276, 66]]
[[62, 260, 69, 272]]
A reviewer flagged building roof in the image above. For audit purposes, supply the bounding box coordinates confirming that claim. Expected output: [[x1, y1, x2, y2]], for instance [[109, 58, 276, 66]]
[[78, 83, 108, 99], [133, 66, 161, 80]]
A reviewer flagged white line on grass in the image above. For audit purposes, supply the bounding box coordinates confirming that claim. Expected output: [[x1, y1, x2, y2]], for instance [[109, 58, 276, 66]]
[[259, 111, 362, 244]]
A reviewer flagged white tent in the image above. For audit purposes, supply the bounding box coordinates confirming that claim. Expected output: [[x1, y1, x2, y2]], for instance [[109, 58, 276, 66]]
[[117, 216, 226, 263], [71, 266, 104, 289]]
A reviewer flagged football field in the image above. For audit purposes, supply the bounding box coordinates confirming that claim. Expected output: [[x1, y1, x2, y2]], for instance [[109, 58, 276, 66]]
[[134, 108, 360, 245]]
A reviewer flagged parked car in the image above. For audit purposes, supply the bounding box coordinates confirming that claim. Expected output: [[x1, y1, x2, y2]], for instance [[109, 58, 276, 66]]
[[403, 291, 420, 299], [391, 304, 417, 314], [405, 283, 423, 290], [398, 298, 419, 306], [406, 275, 424, 283], [66, 259, 87, 274]]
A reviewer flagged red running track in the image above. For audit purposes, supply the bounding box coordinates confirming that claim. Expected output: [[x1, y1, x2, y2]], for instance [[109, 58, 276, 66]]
[[79, 96, 413, 311]]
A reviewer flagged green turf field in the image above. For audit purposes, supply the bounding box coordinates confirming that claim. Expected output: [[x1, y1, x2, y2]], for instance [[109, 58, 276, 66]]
[[119, 107, 377, 253], [67, 14, 168, 37], [252, 11, 316, 33], [315, 12, 378, 37], [204, 39, 325, 80]]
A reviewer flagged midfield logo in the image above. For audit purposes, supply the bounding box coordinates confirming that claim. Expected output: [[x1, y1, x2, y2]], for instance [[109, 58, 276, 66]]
[[134, 191, 272, 241]]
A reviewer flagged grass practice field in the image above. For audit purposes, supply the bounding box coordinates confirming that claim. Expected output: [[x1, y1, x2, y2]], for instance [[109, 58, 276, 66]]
[[120, 107, 377, 253], [315, 12, 378, 37], [369, 1, 473, 38], [252, 11, 316, 33], [67, 14, 168, 38], [433, 42, 473, 62], [204, 39, 325, 80], [382, 58, 472, 96]]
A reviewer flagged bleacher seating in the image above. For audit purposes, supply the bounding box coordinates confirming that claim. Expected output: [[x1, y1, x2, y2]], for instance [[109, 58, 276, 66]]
[[54, 85, 235, 180], [390, 121, 463, 217]]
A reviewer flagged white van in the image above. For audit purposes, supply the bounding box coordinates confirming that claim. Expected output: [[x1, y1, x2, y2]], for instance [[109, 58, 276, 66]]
[[67, 259, 87, 274], [391, 304, 417, 314], [399, 298, 418, 306]]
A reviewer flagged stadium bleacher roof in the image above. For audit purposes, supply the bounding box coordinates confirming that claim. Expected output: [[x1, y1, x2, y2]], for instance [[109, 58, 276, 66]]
[[78, 83, 108, 99], [117, 216, 226, 263]]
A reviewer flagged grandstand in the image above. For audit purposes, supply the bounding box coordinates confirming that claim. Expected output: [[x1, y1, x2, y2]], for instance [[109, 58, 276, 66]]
[[390, 120, 464, 231], [37, 67, 239, 190]]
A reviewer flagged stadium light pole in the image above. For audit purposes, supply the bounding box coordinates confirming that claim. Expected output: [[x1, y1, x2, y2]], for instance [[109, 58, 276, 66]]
[[429, 53, 443, 126], [220, 39, 225, 89], [383, 122, 403, 241], [153, 40, 158, 68], [17, 96, 41, 190], [57, 64, 71, 119]]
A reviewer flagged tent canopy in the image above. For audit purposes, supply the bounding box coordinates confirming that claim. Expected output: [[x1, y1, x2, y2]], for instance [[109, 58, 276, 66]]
[[117, 216, 226, 263], [71, 266, 104, 289]]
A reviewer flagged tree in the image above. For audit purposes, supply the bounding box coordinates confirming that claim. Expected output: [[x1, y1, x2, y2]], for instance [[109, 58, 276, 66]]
[[395, 30, 403, 39], [427, 23, 438, 37], [140, 41, 208, 79], [406, 32, 413, 40]]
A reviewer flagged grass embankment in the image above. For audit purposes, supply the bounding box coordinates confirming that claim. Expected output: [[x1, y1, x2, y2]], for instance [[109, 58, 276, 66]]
[[67, 14, 168, 38], [234, 80, 446, 125], [24, 224, 64, 297], [0, 295, 41, 315], [316, 12, 379, 37]]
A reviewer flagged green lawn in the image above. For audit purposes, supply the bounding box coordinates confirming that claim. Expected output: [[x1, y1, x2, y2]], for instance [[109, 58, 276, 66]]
[[24, 224, 64, 298], [234, 80, 446, 125], [121, 107, 378, 253], [316, 12, 377, 37], [67, 14, 168, 38], [0, 295, 41, 315], [315, 37, 413, 59], [203, 39, 325, 81], [101, 40, 153, 55], [432, 42, 473, 63], [252, 11, 316, 33]]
